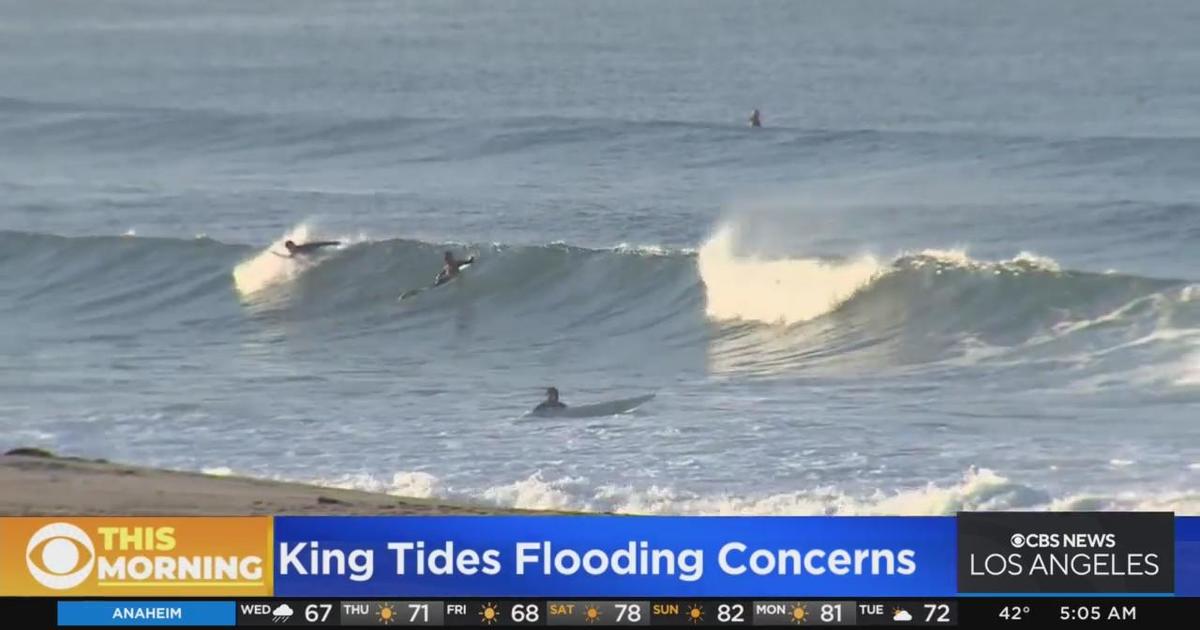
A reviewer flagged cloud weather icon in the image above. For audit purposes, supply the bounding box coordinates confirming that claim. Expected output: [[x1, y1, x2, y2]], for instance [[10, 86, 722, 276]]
[[272, 604, 294, 622]]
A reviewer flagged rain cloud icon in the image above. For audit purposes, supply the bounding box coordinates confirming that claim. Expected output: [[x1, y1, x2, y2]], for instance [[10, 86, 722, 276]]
[[272, 604, 294, 622]]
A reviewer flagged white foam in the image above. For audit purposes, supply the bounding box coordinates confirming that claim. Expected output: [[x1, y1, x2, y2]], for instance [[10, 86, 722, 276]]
[[201, 466, 233, 477], [697, 225, 884, 325], [304, 467, 1033, 515], [1076, 325, 1200, 389], [1017, 291, 1185, 362], [310, 470, 442, 498], [596, 467, 1021, 515], [906, 248, 972, 267], [1176, 350, 1200, 386], [480, 472, 587, 511], [696, 225, 1066, 326], [902, 247, 1061, 273], [948, 335, 1011, 365], [1010, 251, 1062, 272], [232, 224, 314, 295], [231, 223, 360, 296], [614, 243, 668, 256], [1050, 491, 1200, 513], [388, 471, 442, 498], [272, 465, 1200, 515]]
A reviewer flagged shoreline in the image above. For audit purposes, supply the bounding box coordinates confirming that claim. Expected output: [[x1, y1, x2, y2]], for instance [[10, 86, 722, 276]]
[[0, 449, 569, 516]]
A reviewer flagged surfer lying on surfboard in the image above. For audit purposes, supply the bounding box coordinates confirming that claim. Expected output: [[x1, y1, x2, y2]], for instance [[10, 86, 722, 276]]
[[274, 240, 341, 258], [533, 387, 567, 412], [527, 389, 655, 417], [434, 250, 475, 286]]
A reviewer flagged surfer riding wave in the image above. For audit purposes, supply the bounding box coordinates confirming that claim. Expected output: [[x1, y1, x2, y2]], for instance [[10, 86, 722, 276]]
[[435, 250, 475, 286], [398, 249, 477, 300], [275, 240, 341, 258]]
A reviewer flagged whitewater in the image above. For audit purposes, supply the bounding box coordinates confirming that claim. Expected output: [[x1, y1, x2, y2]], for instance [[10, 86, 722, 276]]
[[2, 0, 1199, 515]]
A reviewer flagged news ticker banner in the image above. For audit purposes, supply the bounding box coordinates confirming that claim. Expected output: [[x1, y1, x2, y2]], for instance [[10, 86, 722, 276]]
[[2, 514, 1199, 599]]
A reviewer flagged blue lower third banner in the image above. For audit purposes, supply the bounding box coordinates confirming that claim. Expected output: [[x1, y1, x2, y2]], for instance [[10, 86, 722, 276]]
[[273, 516, 955, 597], [58, 601, 235, 626]]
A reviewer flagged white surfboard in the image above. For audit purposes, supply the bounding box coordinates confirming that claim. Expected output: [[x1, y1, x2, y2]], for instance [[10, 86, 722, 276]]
[[399, 262, 473, 301], [526, 393, 656, 419]]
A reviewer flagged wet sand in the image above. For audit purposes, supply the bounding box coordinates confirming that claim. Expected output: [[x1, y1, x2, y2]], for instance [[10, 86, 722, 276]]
[[0, 449, 563, 516]]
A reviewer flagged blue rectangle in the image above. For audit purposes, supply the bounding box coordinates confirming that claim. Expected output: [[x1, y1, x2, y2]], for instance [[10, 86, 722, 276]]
[[274, 516, 956, 597], [1178, 517, 1200, 596], [57, 601, 234, 627]]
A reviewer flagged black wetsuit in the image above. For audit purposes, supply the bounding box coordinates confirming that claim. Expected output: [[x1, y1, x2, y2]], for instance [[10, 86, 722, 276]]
[[291, 241, 340, 255], [533, 400, 567, 412], [434, 256, 475, 286], [278, 241, 340, 257]]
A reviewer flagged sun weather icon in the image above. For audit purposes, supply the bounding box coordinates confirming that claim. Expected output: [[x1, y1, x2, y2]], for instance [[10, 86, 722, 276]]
[[583, 604, 602, 624], [480, 603, 499, 625], [376, 603, 396, 625], [687, 604, 704, 624], [791, 603, 808, 624]]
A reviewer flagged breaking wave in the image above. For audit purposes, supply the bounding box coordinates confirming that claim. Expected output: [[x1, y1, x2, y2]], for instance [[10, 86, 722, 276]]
[[2, 227, 1196, 376]]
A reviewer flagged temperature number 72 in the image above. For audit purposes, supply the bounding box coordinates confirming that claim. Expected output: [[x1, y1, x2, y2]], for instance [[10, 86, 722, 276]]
[[924, 604, 951, 623]]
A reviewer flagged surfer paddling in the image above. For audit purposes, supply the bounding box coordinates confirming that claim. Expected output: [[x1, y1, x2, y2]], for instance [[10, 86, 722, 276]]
[[534, 387, 567, 412], [276, 240, 340, 258], [435, 250, 475, 286]]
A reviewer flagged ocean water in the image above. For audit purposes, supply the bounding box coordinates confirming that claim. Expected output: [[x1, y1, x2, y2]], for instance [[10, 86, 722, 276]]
[[2, 0, 1199, 514]]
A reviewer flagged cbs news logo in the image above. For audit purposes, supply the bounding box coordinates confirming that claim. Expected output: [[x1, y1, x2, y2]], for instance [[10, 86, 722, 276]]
[[26, 522, 96, 589]]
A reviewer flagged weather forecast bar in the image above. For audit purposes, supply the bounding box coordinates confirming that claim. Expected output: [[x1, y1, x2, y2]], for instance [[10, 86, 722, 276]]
[[227, 598, 954, 626], [36, 597, 1200, 627]]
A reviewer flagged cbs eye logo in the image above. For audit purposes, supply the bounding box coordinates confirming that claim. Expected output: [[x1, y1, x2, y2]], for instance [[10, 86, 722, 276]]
[[26, 523, 95, 589]]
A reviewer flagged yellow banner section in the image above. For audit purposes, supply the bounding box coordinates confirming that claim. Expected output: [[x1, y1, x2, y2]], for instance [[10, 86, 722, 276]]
[[0, 517, 272, 596]]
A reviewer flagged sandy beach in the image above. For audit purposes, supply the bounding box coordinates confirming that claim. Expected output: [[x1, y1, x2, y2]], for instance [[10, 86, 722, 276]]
[[0, 449, 555, 516]]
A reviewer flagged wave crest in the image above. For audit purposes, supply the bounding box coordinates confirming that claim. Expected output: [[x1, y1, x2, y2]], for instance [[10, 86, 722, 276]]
[[698, 225, 883, 325], [3, 227, 1194, 377]]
